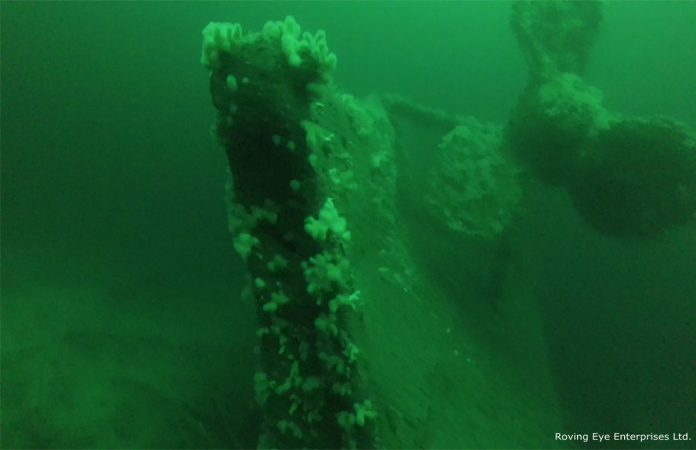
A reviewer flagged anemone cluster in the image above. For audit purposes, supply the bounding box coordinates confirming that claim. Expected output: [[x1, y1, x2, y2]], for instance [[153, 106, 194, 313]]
[[202, 16, 375, 449]]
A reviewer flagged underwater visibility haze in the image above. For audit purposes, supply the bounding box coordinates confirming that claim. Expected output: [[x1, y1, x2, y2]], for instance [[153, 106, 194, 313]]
[[1, 1, 696, 449]]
